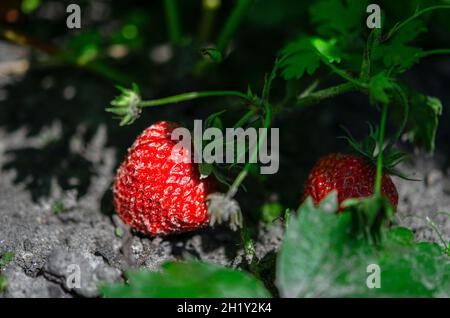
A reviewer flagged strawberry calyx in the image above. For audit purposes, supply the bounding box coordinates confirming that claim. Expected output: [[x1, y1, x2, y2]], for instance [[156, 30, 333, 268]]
[[339, 123, 418, 181], [106, 83, 142, 126]]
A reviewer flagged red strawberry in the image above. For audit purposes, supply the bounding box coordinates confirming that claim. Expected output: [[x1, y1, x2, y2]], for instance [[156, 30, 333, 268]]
[[303, 153, 398, 211], [113, 121, 215, 236]]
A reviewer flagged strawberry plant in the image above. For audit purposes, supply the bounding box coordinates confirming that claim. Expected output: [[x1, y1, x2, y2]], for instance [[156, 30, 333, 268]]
[[102, 193, 449, 297], [100, 0, 450, 298], [2, 0, 448, 298]]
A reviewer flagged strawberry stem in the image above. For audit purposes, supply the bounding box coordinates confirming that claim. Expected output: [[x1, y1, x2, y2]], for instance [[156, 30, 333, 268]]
[[386, 5, 450, 41], [416, 49, 450, 58], [294, 82, 358, 110], [375, 103, 388, 195], [139, 90, 251, 107], [227, 101, 271, 197]]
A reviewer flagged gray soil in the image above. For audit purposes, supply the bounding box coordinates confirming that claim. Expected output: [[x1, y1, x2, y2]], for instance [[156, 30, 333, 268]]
[[0, 42, 449, 298]]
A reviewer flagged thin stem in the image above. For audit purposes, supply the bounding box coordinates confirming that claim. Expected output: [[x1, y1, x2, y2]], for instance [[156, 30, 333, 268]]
[[320, 56, 366, 88], [375, 103, 388, 195], [233, 108, 257, 128], [314, 50, 366, 87], [227, 101, 271, 197], [164, 0, 182, 46], [139, 90, 250, 108], [227, 170, 248, 198], [198, 0, 222, 43], [360, 29, 381, 81], [386, 5, 450, 40], [391, 85, 409, 144], [295, 82, 358, 109], [78, 59, 133, 85], [0, 27, 132, 85], [240, 220, 258, 266], [284, 208, 291, 230], [416, 49, 450, 58], [425, 217, 448, 253], [216, 0, 252, 54], [299, 79, 320, 98]]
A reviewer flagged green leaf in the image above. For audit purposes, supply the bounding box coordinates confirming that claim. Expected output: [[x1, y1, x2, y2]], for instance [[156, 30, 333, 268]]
[[403, 92, 442, 152], [21, 0, 41, 14], [200, 47, 223, 63], [375, 242, 449, 297], [67, 31, 102, 65], [374, 20, 427, 73], [387, 227, 414, 246], [51, 200, 66, 215], [310, 38, 342, 63], [276, 192, 369, 297], [0, 276, 6, 293], [261, 202, 284, 223], [199, 162, 213, 179], [100, 261, 271, 298], [205, 110, 225, 130], [276, 193, 449, 297], [309, 0, 368, 37], [369, 72, 396, 104], [279, 51, 319, 80], [114, 227, 123, 238], [0, 252, 14, 269], [279, 36, 341, 80]]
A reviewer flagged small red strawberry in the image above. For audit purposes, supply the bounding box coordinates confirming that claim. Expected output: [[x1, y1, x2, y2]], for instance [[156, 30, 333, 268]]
[[113, 121, 216, 236], [303, 153, 398, 211]]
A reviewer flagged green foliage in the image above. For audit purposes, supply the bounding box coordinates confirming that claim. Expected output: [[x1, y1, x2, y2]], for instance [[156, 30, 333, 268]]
[[51, 200, 66, 215], [277, 192, 450, 297], [0, 276, 6, 293], [199, 162, 214, 179], [67, 32, 103, 65], [274, 1, 448, 153], [374, 20, 427, 73], [99, 1, 450, 298], [98, 194, 449, 298], [369, 72, 396, 104], [112, 11, 148, 48], [309, 0, 368, 37], [204, 110, 225, 131], [200, 48, 223, 63], [339, 123, 378, 158], [261, 202, 284, 223], [21, 0, 42, 14], [114, 227, 123, 238], [387, 227, 414, 245], [0, 252, 14, 293], [279, 36, 341, 80], [404, 93, 442, 152], [100, 261, 271, 298], [0, 252, 14, 269]]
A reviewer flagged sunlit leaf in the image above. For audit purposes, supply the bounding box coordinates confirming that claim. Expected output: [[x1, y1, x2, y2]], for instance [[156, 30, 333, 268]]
[[279, 36, 341, 80]]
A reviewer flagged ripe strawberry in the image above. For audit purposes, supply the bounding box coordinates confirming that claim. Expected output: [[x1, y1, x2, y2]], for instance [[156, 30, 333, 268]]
[[303, 153, 398, 211], [113, 121, 215, 236]]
